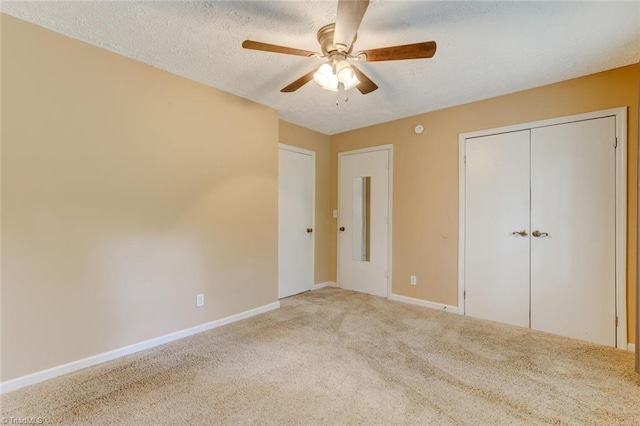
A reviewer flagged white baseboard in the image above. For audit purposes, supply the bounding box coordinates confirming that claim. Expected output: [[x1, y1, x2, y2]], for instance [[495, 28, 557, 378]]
[[312, 281, 336, 290], [0, 301, 280, 395], [629, 343, 636, 353], [389, 293, 459, 314]]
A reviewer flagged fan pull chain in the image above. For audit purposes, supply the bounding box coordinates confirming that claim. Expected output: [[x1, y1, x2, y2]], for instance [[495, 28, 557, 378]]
[[335, 86, 349, 106]]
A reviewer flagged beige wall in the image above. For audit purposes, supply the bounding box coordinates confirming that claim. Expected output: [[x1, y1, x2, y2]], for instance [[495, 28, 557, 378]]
[[330, 64, 639, 344], [278, 121, 332, 284], [1, 15, 280, 381]]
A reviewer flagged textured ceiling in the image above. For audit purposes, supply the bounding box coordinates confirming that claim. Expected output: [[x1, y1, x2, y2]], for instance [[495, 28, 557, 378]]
[[2, 1, 639, 135]]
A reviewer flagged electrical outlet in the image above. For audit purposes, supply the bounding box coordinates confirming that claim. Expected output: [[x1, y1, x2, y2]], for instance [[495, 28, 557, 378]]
[[410, 276, 417, 286], [196, 293, 205, 307]]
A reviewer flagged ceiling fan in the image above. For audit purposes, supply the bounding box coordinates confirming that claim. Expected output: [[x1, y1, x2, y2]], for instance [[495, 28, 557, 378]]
[[242, 0, 437, 95]]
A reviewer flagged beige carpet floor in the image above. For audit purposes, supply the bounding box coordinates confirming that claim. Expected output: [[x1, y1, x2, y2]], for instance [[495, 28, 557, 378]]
[[2, 287, 639, 425]]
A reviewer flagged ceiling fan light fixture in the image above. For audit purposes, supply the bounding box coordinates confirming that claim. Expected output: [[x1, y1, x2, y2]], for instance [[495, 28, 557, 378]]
[[323, 73, 339, 92], [343, 74, 360, 91], [314, 62, 340, 91], [335, 60, 360, 91], [312, 55, 364, 92], [339, 67, 360, 90], [313, 63, 333, 88], [336, 60, 351, 81]]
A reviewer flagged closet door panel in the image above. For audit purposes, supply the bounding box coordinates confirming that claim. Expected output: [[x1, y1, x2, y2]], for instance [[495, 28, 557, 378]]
[[465, 130, 530, 327], [530, 117, 616, 346]]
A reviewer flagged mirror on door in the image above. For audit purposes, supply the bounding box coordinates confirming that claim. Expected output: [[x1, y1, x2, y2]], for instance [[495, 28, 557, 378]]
[[352, 176, 371, 262]]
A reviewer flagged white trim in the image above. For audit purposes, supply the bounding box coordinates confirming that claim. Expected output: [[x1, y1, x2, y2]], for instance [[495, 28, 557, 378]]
[[390, 293, 459, 314], [460, 107, 627, 140], [336, 144, 393, 157], [458, 107, 628, 350], [613, 109, 628, 351], [336, 144, 394, 298], [278, 144, 316, 294], [312, 281, 336, 290], [388, 146, 394, 299], [278, 143, 315, 157], [0, 301, 280, 395], [629, 343, 636, 353], [458, 136, 466, 313], [337, 149, 341, 291]]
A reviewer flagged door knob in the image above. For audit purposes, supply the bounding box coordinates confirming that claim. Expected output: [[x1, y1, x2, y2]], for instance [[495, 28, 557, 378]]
[[339, 227, 345, 232], [532, 230, 549, 238], [511, 230, 528, 237], [306, 228, 313, 233]]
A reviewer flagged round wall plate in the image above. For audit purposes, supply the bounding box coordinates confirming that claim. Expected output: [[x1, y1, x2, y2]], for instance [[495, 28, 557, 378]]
[[414, 124, 424, 134]]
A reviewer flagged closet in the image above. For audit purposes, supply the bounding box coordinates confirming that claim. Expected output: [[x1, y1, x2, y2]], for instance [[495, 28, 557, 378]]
[[461, 113, 623, 347]]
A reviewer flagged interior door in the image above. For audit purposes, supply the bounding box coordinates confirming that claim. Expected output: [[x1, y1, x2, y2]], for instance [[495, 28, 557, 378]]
[[278, 146, 314, 298], [530, 117, 616, 346], [338, 148, 389, 297], [464, 130, 531, 328]]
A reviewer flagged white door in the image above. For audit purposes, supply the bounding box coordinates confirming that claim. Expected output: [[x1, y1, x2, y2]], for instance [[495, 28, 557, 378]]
[[464, 130, 531, 328], [278, 146, 314, 298], [338, 148, 389, 297], [530, 117, 616, 346]]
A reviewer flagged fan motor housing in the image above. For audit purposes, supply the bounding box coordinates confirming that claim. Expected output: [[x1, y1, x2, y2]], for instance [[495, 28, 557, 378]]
[[317, 23, 356, 55]]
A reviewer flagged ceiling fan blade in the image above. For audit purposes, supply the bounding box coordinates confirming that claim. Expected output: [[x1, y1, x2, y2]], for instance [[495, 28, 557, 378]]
[[351, 65, 378, 95], [333, 0, 370, 52], [358, 41, 437, 62], [281, 69, 316, 93], [242, 40, 317, 57]]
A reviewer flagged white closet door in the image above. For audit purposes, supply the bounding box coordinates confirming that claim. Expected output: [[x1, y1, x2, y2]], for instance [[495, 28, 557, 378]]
[[278, 147, 314, 298], [465, 130, 531, 327], [530, 117, 616, 346]]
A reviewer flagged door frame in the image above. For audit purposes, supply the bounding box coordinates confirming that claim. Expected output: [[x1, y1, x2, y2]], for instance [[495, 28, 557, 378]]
[[458, 107, 628, 349], [337, 144, 394, 298], [278, 143, 316, 294]]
